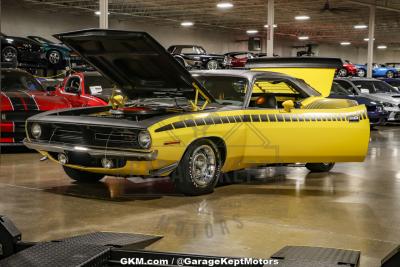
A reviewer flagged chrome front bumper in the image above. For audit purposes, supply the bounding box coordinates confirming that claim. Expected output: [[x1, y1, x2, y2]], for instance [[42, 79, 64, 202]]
[[23, 139, 158, 161]]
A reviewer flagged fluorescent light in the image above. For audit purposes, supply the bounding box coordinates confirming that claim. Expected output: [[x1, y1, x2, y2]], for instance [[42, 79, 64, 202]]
[[181, 21, 194, 27], [377, 45, 387, 49], [264, 24, 277, 28], [340, 42, 351, 46], [364, 38, 375, 41], [95, 11, 110, 15], [298, 36, 309, 40], [246, 29, 258, 34], [217, 2, 233, 9], [295, 15, 310, 20], [74, 146, 88, 151], [354, 24, 368, 29]]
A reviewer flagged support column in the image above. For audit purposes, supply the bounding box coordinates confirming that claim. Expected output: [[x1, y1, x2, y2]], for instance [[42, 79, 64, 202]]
[[99, 0, 109, 29], [267, 0, 274, 57], [367, 5, 375, 78]]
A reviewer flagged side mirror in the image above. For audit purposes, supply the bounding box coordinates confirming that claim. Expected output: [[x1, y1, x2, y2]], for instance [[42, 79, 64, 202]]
[[282, 100, 295, 112], [46, 86, 56, 92], [360, 88, 370, 94]]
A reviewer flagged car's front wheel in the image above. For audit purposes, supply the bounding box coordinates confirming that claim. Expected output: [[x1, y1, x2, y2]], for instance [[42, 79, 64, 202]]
[[63, 165, 105, 183], [386, 71, 394, 78], [171, 139, 221, 195], [206, 60, 219, 70], [305, 163, 335, 172], [2, 46, 18, 62]]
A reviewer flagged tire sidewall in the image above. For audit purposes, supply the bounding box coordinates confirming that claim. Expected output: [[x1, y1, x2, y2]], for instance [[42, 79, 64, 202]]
[[338, 68, 348, 77], [386, 71, 394, 78], [47, 50, 62, 65], [2, 46, 18, 62], [206, 60, 219, 70], [172, 139, 221, 195]]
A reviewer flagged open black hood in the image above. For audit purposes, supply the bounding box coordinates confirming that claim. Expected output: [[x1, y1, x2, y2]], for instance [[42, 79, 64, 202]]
[[54, 29, 213, 100]]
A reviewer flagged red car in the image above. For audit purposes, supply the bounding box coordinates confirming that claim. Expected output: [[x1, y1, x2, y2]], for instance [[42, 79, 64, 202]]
[[336, 60, 358, 77], [224, 52, 255, 68], [55, 71, 115, 107], [0, 68, 71, 145]]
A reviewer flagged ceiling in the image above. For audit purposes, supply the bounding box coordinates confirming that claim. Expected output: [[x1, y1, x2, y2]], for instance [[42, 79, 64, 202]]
[[21, 0, 400, 47]]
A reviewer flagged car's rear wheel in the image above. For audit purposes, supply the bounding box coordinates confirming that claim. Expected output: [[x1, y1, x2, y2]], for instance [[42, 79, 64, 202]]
[[305, 162, 335, 172], [171, 139, 221, 195], [47, 50, 62, 65], [63, 165, 105, 183], [206, 60, 219, 70], [357, 69, 366, 77], [337, 68, 348, 77], [2, 46, 18, 62], [386, 71, 394, 78]]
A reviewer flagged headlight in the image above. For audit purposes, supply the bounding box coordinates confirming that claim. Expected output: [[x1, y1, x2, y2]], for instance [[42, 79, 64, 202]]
[[137, 131, 151, 149], [31, 123, 42, 139]]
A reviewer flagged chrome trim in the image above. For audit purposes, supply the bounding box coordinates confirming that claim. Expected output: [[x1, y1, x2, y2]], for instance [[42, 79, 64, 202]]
[[23, 139, 158, 160]]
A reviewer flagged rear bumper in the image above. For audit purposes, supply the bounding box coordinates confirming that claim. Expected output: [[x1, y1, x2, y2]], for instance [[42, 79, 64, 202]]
[[23, 139, 158, 160]]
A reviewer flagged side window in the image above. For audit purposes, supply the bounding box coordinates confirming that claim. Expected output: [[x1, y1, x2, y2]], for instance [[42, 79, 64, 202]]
[[65, 77, 81, 93], [335, 80, 355, 94]]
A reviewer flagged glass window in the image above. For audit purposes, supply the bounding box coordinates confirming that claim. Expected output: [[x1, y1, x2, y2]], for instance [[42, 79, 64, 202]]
[[194, 75, 247, 106], [84, 75, 113, 95], [335, 80, 355, 94], [372, 81, 399, 93], [330, 82, 349, 95], [1, 70, 43, 91]]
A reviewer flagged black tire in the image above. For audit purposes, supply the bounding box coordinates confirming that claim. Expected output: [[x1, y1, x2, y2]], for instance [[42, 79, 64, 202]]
[[47, 50, 62, 65], [357, 68, 366, 77], [171, 139, 221, 195], [206, 60, 219, 70], [386, 71, 394, 78], [337, 68, 348, 77], [63, 165, 105, 183], [2, 46, 18, 62], [305, 163, 335, 172]]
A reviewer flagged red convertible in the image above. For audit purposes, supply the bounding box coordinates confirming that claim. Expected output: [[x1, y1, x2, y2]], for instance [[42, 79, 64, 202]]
[[224, 52, 255, 68], [55, 71, 115, 107], [336, 60, 358, 77], [1, 68, 71, 145]]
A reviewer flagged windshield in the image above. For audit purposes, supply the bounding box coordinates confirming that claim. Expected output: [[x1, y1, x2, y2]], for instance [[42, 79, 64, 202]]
[[194, 75, 247, 106], [330, 82, 349, 95], [353, 80, 398, 94], [84, 75, 114, 95], [31, 36, 54, 44], [386, 80, 400, 87], [1, 70, 44, 92]]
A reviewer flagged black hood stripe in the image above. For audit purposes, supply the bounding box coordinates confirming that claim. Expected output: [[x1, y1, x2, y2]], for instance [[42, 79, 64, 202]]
[[18, 90, 39, 110], [2, 91, 39, 111]]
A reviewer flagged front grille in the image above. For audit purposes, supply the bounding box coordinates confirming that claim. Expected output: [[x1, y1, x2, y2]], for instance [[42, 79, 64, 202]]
[[30, 123, 141, 149]]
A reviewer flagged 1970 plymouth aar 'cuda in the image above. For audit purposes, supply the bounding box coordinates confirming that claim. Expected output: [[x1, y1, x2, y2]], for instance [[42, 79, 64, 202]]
[[24, 29, 370, 195]]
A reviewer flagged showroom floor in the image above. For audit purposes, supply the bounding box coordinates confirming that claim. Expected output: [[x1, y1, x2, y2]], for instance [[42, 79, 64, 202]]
[[1, 127, 400, 267]]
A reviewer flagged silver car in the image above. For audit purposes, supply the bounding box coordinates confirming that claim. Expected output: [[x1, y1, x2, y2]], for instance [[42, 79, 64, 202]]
[[335, 78, 400, 122]]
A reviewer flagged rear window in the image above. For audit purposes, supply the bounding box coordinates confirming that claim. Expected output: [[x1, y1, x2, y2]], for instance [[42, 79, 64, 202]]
[[1, 70, 43, 91]]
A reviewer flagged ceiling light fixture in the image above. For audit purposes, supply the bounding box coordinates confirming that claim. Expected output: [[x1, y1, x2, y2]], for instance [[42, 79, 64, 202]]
[[295, 15, 310, 20], [364, 38, 375, 41], [298, 36, 309, 40], [264, 24, 277, 28], [94, 11, 110, 15], [340, 42, 351, 46], [246, 29, 258, 34], [217, 2, 233, 9], [354, 24, 368, 29], [181, 21, 194, 27], [377, 45, 387, 49]]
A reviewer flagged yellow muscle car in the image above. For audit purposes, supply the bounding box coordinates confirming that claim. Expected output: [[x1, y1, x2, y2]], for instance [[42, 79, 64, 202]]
[[24, 29, 370, 195]]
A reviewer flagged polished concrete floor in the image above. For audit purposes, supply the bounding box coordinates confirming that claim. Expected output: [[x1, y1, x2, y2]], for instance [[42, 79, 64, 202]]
[[1, 127, 400, 267]]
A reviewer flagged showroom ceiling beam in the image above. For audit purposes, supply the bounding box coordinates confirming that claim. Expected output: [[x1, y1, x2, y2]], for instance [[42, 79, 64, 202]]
[[367, 5, 375, 78], [99, 0, 109, 29], [266, 0, 274, 57]]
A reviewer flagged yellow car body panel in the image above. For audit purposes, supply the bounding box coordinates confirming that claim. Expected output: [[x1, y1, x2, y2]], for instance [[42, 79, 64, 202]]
[[252, 67, 336, 97], [37, 103, 369, 176]]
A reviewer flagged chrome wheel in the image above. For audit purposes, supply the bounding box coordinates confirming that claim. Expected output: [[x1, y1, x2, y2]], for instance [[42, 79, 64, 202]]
[[2, 46, 17, 62], [338, 68, 347, 77], [357, 69, 366, 77], [48, 50, 61, 64], [206, 60, 219, 70], [190, 144, 216, 187], [386, 71, 394, 78]]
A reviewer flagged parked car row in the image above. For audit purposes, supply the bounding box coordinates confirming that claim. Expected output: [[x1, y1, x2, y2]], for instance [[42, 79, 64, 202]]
[[0, 32, 81, 68], [336, 59, 399, 78]]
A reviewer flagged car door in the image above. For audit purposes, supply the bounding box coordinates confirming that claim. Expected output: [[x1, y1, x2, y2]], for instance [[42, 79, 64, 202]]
[[59, 75, 86, 107], [241, 78, 369, 164]]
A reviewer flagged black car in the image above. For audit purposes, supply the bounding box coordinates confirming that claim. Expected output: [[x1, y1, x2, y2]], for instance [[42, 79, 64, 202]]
[[0, 32, 43, 64], [167, 45, 228, 70]]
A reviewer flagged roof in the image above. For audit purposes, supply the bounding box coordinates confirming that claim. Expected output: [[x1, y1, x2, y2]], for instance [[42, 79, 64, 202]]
[[335, 77, 379, 82]]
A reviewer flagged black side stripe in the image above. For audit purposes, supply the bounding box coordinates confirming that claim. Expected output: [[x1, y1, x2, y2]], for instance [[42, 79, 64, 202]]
[[154, 111, 367, 132]]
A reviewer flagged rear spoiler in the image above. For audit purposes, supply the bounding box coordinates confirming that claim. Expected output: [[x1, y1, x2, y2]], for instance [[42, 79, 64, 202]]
[[246, 57, 342, 97]]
